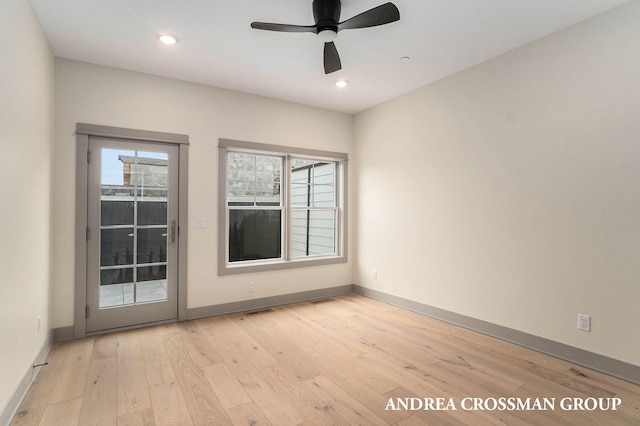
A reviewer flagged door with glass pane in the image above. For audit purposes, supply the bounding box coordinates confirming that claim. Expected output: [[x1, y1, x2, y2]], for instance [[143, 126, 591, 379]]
[[86, 137, 179, 332]]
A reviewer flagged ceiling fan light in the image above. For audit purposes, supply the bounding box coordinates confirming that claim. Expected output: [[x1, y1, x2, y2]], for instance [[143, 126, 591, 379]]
[[317, 29, 337, 42]]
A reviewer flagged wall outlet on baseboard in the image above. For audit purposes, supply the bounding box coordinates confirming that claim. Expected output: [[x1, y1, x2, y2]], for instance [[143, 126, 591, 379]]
[[578, 314, 591, 332], [248, 281, 255, 293]]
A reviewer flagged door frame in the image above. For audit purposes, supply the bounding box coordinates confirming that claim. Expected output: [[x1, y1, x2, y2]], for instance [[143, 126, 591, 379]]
[[74, 123, 189, 338]]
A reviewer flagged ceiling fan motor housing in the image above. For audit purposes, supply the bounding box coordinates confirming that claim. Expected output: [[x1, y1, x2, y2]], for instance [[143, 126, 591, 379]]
[[314, 0, 341, 34]]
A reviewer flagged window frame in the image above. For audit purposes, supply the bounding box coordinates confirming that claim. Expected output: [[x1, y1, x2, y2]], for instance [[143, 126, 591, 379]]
[[218, 139, 348, 275]]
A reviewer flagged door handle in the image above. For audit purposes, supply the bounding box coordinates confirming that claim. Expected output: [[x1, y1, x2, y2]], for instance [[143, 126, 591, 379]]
[[170, 219, 176, 243]]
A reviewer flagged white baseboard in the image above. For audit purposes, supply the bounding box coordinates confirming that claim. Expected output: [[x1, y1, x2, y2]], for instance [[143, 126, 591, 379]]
[[0, 330, 53, 426]]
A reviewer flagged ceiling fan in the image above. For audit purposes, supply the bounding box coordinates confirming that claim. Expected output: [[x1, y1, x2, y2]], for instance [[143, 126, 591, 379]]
[[251, 0, 400, 74]]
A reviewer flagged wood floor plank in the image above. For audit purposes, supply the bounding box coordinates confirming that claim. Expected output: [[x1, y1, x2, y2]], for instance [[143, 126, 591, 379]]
[[312, 315, 368, 341], [214, 316, 277, 369], [176, 321, 223, 368], [376, 303, 458, 337], [162, 332, 231, 425], [448, 331, 619, 399], [563, 364, 640, 399], [78, 356, 118, 425], [237, 373, 306, 425], [206, 324, 306, 425], [224, 402, 271, 426], [117, 329, 153, 416], [10, 368, 60, 426], [230, 313, 325, 380], [510, 378, 608, 425], [317, 295, 390, 320], [274, 308, 401, 397], [154, 322, 180, 336], [562, 366, 640, 422], [303, 374, 390, 425], [11, 294, 640, 425], [91, 332, 119, 360], [350, 306, 568, 398], [47, 337, 95, 404], [258, 364, 349, 425], [136, 326, 166, 367], [39, 342, 72, 373], [281, 301, 336, 322], [274, 314, 410, 424], [356, 350, 461, 402], [393, 414, 433, 426], [202, 363, 253, 409], [310, 316, 377, 357], [427, 345, 526, 394], [447, 327, 574, 375], [38, 397, 83, 426], [116, 407, 156, 426], [348, 313, 444, 366], [360, 344, 524, 424], [143, 357, 193, 426], [139, 328, 193, 426]]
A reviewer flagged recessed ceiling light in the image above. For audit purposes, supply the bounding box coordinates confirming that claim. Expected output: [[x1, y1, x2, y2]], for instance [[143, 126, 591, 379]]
[[158, 33, 178, 45], [335, 80, 349, 88]]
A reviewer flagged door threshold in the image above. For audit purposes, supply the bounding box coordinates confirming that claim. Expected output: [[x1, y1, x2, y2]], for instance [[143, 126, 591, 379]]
[[84, 317, 178, 337]]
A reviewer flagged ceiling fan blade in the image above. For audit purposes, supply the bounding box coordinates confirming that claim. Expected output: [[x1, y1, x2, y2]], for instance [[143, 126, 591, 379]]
[[323, 42, 342, 74], [251, 22, 317, 33], [337, 2, 400, 31]]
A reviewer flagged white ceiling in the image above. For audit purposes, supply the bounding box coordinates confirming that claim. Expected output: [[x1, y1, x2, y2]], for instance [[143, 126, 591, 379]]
[[31, 0, 627, 114]]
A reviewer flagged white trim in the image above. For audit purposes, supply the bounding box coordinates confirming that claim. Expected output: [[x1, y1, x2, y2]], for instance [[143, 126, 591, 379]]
[[0, 331, 52, 425]]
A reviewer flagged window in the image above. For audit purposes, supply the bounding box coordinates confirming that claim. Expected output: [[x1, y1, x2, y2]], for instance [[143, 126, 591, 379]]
[[218, 139, 347, 275], [227, 152, 283, 262], [290, 159, 336, 258]]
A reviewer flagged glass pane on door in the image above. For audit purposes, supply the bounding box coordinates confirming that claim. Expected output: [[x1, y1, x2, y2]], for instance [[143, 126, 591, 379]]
[[99, 148, 169, 308]]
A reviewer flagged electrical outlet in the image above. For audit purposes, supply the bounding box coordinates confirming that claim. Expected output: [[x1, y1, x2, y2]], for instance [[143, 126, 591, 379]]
[[372, 269, 378, 280], [248, 281, 255, 293], [37, 315, 42, 334], [578, 314, 591, 332]]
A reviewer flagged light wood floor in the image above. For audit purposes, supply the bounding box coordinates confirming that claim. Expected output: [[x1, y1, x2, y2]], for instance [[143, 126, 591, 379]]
[[11, 294, 640, 425]]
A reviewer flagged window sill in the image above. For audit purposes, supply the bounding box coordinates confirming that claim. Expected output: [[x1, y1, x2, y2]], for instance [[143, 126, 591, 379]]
[[218, 255, 347, 276]]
